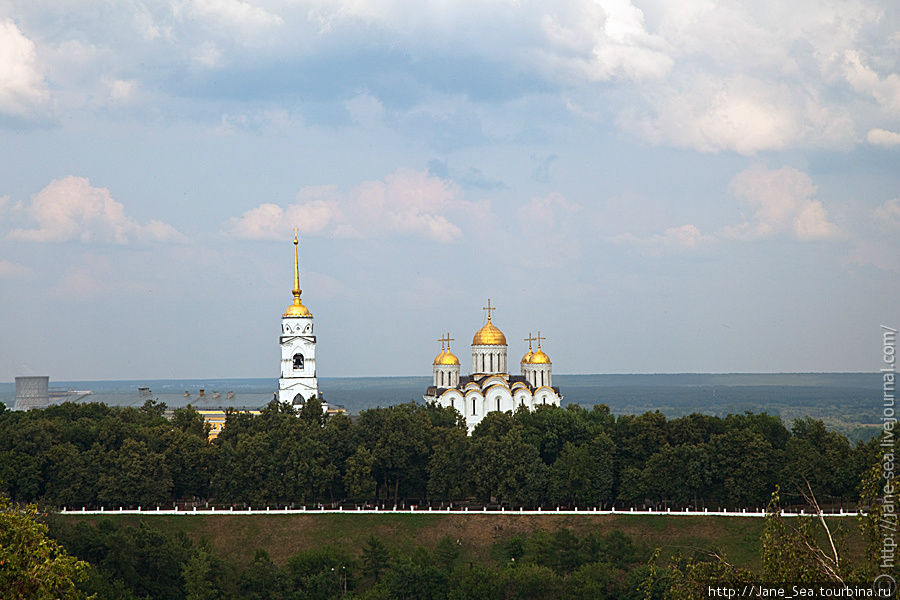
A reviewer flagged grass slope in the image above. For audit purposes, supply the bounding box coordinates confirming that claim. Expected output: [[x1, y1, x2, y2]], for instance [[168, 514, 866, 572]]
[[55, 513, 845, 571]]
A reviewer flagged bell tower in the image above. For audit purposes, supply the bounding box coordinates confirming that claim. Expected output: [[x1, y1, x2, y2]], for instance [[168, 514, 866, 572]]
[[277, 229, 319, 406]]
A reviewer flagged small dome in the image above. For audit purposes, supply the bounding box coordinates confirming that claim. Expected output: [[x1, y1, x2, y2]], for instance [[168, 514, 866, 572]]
[[472, 320, 507, 345], [283, 298, 312, 317], [521, 348, 533, 363], [434, 350, 460, 365], [529, 349, 551, 364]]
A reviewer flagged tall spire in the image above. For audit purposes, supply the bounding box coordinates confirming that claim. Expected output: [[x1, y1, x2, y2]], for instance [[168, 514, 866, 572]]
[[293, 228, 300, 296], [283, 228, 312, 317]]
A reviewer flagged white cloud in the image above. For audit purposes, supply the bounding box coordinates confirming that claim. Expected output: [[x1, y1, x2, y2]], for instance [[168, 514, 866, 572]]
[[612, 223, 712, 253], [539, 0, 673, 82], [0, 259, 31, 279], [625, 73, 856, 154], [843, 50, 900, 113], [176, 0, 284, 37], [0, 19, 49, 117], [228, 168, 476, 243], [723, 165, 839, 240], [345, 91, 385, 128], [867, 128, 900, 147], [875, 198, 900, 228], [846, 240, 899, 272], [7, 176, 183, 244], [106, 78, 137, 102]]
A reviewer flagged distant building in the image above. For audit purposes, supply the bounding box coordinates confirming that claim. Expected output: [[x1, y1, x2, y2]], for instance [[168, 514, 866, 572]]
[[197, 409, 262, 441], [277, 230, 320, 406], [424, 299, 562, 432], [14, 376, 91, 410], [14, 376, 49, 410]]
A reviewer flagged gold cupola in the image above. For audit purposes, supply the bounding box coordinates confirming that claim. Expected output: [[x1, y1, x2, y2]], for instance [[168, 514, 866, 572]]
[[528, 332, 550, 364], [434, 333, 460, 365], [472, 299, 507, 345], [283, 229, 312, 318]]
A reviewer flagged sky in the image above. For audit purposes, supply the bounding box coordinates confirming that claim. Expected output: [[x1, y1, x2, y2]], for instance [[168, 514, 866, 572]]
[[0, 0, 898, 381]]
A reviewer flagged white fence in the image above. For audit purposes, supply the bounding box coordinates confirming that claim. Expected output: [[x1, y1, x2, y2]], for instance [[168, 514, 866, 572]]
[[59, 506, 865, 518]]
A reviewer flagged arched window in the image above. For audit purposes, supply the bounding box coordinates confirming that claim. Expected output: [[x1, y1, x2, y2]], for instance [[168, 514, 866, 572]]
[[292, 393, 304, 405], [293, 353, 304, 369], [472, 398, 477, 415], [496, 396, 500, 412]]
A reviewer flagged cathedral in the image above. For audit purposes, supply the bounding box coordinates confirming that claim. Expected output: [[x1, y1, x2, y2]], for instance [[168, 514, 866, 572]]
[[424, 300, 563, 432]]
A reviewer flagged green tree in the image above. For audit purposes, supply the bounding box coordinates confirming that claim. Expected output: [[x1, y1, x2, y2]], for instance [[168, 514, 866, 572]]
[[500, 563, 562, 599], [345, 446, 377, 500], [0, 495, 90, 599], [549, 435, 613, 506], [426, 427, 469, 502], [362, 535, 391, 582], [183, 546, 228, 600], [238, 549, 287, 600]]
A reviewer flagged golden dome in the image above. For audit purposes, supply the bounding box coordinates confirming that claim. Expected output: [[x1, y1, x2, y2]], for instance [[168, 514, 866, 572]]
[[473, 298, 506, 345], [472, 320, 506, 345], [283, 299, 312, 317], [529, 349, 551, 364], [434, 350, 460, 365], [283, 230, 312, 318]]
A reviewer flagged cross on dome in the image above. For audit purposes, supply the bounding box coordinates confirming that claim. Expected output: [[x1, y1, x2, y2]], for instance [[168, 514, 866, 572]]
[[483, 298, 496, 321]]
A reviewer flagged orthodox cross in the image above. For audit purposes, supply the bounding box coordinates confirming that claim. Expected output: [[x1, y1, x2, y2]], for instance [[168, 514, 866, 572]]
[[523, 333, 535, 350], [443, 332, 455, 350], [483, 298, 496, 321], [534, 331, 546, 348]]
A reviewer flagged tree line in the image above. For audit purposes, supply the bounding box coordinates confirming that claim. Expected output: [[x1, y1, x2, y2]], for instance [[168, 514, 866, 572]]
[[0, 399, 880, 509]]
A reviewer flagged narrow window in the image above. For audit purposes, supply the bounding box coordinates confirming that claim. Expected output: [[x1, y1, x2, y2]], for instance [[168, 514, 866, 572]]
[[472, 398, 476, 415], [496, 396, 500, 412]]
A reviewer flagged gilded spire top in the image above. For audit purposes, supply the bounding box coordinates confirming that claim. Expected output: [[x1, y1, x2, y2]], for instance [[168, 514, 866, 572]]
[[524, 333, 535, 351], [283, 229, 312, 318], [483, 298, 496, 322]]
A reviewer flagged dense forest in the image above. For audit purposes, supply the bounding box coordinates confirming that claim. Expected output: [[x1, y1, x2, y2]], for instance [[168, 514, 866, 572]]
[[0, 399, 880, 509], [1, 400, 894, 598]]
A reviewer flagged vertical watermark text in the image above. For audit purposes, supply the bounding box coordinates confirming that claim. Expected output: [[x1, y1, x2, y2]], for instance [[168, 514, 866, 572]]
[[880, 324, 897, 585]]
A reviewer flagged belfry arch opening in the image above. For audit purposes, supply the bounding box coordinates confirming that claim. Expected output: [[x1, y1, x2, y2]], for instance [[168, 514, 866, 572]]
[[293, 353, 304, 370]]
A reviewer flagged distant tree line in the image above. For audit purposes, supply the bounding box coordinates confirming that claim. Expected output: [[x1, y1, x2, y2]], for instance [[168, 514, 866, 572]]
[[0, 399, 880, 509]]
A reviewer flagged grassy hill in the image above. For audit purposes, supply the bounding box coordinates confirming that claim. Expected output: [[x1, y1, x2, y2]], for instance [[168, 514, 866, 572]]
[[52, 513, 865, 572]]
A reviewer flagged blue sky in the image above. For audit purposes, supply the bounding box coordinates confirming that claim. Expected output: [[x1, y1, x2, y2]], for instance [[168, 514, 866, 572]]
[[0, 0, 898, 380]]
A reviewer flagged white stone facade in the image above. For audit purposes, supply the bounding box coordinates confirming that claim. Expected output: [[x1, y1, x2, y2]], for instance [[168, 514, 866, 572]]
[[278, 315, 319, 405]]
